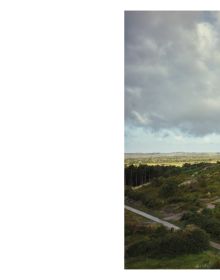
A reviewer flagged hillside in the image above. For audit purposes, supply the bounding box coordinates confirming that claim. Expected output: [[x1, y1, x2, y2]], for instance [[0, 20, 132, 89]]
[[124, 159, 220, 269]]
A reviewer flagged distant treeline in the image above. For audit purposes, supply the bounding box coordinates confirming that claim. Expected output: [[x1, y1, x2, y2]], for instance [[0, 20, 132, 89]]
[[124, 164, 181, 186]]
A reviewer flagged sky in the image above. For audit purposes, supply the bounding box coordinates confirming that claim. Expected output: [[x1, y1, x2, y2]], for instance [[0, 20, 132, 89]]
[[125, 11, 220, 153]]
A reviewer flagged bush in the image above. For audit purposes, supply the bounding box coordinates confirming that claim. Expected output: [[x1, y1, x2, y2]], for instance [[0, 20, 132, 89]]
[[125, 240, 151, 258], [181, 211, 201, 224], [126, 225, 210, 259], [159, 179, 177, 198], [181, 210, 220, 240], [140, 193, 161, 209], [201, 208, 213, 216], [125, 189, 142, 201], [150, 226, 209, 257], [167, 196, 183, 203], [210, 259, 220, 269], [197, 176, 207, 188], [125, 223, 148, 236], [145, 199, 161, 208], [149, 225, 168, 238], [182, 225, 209, 253], [203, 220, 220, 239], [125, 224, 133, 236], [153, 233, 183, 257], [151, 177, 165, 188]]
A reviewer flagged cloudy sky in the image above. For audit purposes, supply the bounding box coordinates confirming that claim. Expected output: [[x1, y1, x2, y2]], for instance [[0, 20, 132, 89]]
[[125, 11, 220, 153]]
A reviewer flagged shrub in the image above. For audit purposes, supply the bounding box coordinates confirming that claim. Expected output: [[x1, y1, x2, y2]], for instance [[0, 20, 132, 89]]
[[197, 176, 207, 188], [153, 233, 183, 257], [182, 225, 209, 253], [125, 223, 148, 236], [125, 224, 133, 236], [126, 189, 142, 201], [159, 181, 177, 198], [150, 225, 168, 238], [181, 210, 220, 240], [167, 196, 183, 203], [210, 259, 220, 269], [151, 177, 165, 188], [201, 208, 213, 216], [203, 219, 220, 239], [125, 240, 151, 258], [181, 211, 202, 224], [127, 225, 209, 259]]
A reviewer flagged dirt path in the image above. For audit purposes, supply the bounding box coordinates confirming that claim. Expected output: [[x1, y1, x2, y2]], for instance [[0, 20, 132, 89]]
[[125, 205, 180, 230], [125, 205, 220, 251], [131, 182, 151, 191], [210, 241, 220, 250], [163, 213, 184, 221]]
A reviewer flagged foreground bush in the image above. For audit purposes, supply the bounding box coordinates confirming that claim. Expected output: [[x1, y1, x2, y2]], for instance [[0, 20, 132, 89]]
[[210, 259, 220, 269], [181, 225, 209, 253], [125, 240, 152, 258], [181, 210, 220, 240], [125, 225, 209, 258]]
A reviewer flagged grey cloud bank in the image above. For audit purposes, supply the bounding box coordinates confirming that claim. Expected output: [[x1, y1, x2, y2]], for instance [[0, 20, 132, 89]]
[[125, 11, 220, 140]]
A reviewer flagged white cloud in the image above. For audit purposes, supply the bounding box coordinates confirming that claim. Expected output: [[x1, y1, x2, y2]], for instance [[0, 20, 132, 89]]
[[196, 22, 218, 59]]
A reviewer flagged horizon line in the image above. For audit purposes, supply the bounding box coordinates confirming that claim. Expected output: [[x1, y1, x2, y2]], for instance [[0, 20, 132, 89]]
[[125, 152, 220, 154]]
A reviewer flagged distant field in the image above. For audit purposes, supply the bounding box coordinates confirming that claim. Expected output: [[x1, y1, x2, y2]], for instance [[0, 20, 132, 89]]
[[125, 152, 220, 166]]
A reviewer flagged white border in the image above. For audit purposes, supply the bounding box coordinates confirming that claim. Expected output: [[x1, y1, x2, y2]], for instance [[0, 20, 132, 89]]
[[1, 0, 220, 279]]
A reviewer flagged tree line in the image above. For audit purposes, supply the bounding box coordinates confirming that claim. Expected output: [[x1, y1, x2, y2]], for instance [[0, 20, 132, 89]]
[[124, 164, 181, 186]]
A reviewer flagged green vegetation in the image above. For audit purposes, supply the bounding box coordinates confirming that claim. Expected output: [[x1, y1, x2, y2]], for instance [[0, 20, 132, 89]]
[[125, 162, 220, 213], [125, 210, 220, 269], [181, 207, 220, 242], [126, 223, 209, 258], [125, 251, 220, 269], [124, 155, 220, 268]]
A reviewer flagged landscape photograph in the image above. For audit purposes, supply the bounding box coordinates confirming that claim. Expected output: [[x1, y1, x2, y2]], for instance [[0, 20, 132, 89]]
[[124, 11, 220, 269]]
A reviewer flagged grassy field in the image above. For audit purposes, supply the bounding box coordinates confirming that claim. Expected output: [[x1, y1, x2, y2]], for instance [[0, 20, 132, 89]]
[[125, 152, 220, 166], [125, 251, 220, 269]]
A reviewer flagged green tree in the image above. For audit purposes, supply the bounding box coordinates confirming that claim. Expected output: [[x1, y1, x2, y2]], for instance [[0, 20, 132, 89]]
[[159, 179, 177, 198]]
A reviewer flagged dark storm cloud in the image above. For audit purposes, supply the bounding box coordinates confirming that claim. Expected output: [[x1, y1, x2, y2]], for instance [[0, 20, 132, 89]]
[[125, 11, 220, 136]]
